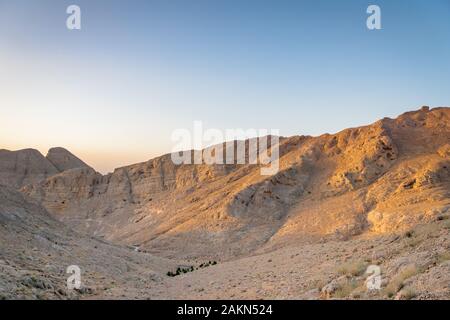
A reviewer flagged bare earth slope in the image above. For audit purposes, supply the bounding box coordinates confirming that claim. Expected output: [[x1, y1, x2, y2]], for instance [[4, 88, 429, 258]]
[[0, 185, 176, 299], [152, 220, 450, 300], [1, 183, 449, 300], [22, 107, 450, 260]]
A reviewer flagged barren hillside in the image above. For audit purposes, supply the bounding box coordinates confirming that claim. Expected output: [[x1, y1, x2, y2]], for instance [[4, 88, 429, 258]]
[[19, 107, 450, 260], [0, 185, 177, 299], [0, 147, 90, 189]]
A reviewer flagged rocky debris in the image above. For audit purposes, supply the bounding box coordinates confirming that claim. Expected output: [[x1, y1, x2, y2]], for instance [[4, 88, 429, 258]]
[[21, 276, 54, 290], [320, 276, 349, 299]]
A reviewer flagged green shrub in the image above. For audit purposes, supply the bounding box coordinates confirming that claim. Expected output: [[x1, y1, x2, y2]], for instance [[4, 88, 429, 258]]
[[167, 261, 218, 277]]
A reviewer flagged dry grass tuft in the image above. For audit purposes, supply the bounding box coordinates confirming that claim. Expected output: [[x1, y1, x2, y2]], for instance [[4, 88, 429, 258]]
[[443, 220, 450, 230], [337, 260, 368, 277], [384, 265, 420, 298], [333, 279, 360, 299], [400, 287, 417, 300], [436, 252, 450, 264]]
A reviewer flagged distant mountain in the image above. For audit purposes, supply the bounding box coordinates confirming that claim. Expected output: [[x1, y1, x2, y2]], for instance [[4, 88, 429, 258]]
[[46, 147, 90, 172], [0, 147, 91, 189]]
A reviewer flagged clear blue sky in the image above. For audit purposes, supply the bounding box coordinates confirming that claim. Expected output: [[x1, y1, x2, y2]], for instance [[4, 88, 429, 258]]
[[1, 0, 449, 172]]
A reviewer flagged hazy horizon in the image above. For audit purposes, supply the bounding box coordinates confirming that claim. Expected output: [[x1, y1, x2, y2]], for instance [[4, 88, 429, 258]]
[[2, 105, 445, 174], [2, 0, 450, 173]]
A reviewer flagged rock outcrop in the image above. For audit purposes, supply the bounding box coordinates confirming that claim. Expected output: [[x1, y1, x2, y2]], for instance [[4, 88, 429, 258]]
[[0, 147, 91, 189], [46, 147, 90, 172], [0, 149, 59, 189]]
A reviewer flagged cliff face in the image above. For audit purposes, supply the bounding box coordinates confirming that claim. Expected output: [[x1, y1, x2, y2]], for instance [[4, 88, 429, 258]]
[[0, 147, 91, 189], [0, 149, 59, 189], [46, 147, 91, 172], [20, 107, 450, 259]]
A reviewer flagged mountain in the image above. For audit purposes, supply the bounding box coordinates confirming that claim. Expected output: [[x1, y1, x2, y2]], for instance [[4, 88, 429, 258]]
[[0, 147, 91, 189], [1, 106, 449, 300], [0, 149, 59, 189], [46, 147, 91, 172], [20, 107, 450, 260]]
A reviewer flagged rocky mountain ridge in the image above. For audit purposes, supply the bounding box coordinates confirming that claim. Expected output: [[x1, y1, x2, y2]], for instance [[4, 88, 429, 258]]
[[0, 147, 90, 189], [16, 106, 450, 259], [1, 106, 449, 300]]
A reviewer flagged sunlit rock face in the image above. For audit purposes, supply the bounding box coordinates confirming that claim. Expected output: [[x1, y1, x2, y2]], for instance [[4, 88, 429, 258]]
[[17, 107, 450, 260], [46, 147, 91, 172]]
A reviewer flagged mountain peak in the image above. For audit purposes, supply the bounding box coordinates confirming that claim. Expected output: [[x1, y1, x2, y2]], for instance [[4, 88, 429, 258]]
[[46, 147, 91, 172]]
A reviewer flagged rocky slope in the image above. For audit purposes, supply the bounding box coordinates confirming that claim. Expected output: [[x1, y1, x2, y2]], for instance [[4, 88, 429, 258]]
[[150, 218, 450, 300], [0, 185, 176, 300], [21, 107, 450, 260]]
